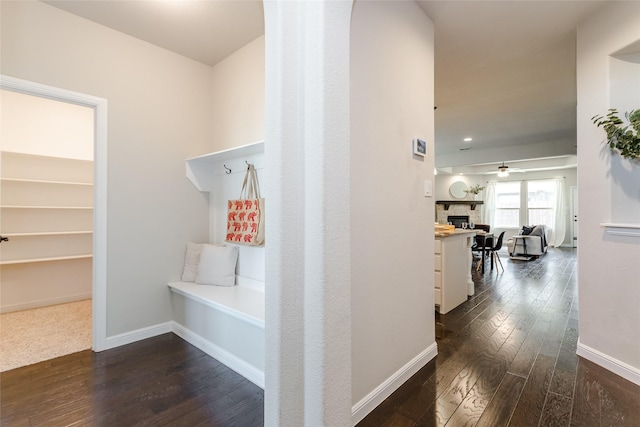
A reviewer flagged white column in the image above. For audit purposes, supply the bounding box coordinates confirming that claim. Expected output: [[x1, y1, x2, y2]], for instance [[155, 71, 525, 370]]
[[263, 1, 353, 426]]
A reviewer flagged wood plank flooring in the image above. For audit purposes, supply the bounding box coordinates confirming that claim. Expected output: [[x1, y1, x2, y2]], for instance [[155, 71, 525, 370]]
[[0, 334, 263, 426], [357, 248, 640, 427], [2, 248, 638, 426]]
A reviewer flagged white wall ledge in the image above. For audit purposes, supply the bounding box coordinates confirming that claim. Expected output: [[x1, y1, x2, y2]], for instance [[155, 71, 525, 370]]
[[600, 223, 640, 237]]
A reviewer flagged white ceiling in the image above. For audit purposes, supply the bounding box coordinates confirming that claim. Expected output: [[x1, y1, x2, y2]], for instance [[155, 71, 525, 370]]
[[44, 0, 612, 173], [416, 1, 608, 172], [43, 0, 265, 67]]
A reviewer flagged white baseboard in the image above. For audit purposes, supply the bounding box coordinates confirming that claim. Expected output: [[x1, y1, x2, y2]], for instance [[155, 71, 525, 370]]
[[102, 321, 173, 351], [351, 342, 438, 426], [577, 340, 640, 386], [0, 293, 92, 314], [171, 321, 265, 389]]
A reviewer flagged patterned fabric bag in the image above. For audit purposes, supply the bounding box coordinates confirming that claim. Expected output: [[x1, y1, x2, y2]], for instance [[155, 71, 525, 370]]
[[225, 164, 265, 246]]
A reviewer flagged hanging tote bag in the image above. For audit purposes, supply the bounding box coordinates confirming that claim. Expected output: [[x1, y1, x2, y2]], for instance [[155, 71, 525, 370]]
[[225, 164, 265, 246]]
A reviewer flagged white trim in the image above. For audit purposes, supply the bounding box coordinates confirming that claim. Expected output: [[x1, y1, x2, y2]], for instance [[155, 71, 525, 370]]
[[103, 322, 173, 351], [600, 223, 640, 237], [0, 293, 92, 314], [577, 340, 640, 386], [0, 75, 108, 352], [351, 343, 438, 426], [171, 321, 265, 389]]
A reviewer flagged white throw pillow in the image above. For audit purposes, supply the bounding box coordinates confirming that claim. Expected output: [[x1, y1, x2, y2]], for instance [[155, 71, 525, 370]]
[[181, 242, 205, 282], [196, 244, 238, 287]]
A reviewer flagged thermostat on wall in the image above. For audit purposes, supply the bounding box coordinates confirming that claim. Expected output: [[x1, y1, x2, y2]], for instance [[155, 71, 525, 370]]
[[413, 138, 426, 157]]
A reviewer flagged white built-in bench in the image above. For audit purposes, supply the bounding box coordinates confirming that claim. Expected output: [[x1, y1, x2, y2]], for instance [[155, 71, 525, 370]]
[[168, 281, 265, 388], [175, 141, 266, 388]]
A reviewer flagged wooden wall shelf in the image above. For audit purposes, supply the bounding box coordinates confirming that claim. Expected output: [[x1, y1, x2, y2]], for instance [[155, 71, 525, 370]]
[[436, 200, 484, 210]]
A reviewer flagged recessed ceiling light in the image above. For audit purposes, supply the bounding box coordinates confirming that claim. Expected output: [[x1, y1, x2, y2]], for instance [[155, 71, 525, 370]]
[[464, 137, 472, 142]]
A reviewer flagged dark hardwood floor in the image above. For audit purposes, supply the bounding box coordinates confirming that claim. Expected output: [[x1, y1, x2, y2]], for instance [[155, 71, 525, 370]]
[[358, 247, 640, 427], [2, 248, 639, 426], [0, 333, 263, 426]]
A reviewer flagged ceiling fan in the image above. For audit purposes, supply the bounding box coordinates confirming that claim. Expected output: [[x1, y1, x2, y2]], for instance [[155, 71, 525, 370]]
[[484, 162, 524, 176], [498, 162, 509, 177]]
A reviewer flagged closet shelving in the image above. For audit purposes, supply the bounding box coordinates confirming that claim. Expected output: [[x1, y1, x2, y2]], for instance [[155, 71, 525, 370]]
[[1, 254, 93, 266], [0, 152, 94, 265], [4, 231, 92, 237]]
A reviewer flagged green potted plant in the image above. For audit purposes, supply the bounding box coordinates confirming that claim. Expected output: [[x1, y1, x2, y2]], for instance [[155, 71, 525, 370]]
[[464, 184, 485, 200], [591, 109, 640, 160]]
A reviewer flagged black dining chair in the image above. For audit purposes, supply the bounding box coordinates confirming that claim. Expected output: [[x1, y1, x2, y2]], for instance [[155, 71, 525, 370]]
[[471, 224, 492, 255], [489, 231, 506, 272], [472, 234, 493, 272]]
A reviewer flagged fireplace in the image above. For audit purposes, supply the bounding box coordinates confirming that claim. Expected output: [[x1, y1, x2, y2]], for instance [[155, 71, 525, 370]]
[[447, 215, 469, 228]]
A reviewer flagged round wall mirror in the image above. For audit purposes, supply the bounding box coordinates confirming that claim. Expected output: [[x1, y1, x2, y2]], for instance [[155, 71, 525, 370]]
[[449, 181, 467, 199]]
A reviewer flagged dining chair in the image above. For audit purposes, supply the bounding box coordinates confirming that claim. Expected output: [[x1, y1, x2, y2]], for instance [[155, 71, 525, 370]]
[[490, 231, 506, 272], [472, 233, 493, 272]]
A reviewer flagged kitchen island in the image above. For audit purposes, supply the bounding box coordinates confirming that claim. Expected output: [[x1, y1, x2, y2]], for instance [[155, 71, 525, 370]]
[[434, 229, 476, 314]]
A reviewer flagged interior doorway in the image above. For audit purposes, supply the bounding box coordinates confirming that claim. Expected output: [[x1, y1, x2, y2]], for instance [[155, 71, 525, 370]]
[[0, 89, 95, 370], [0, 75, 108, 356]]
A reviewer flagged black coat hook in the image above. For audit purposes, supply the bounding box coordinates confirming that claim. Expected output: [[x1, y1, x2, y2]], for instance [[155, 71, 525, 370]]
[[224, 164, 232, 174]]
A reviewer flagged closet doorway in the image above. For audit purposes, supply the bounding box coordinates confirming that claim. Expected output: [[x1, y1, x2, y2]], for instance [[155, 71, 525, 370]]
[[0, 76, 108, 369]]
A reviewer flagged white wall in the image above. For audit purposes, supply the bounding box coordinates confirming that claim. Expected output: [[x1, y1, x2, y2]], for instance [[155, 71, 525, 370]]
[[211, 35, 265, 151], [351, 0, 436, 413], [264, 2, 353, 424], [576, 2, 640, 383], [435, 175, 486, 201], [608, 52, 640, 225], [208, 36, 266, 285], [1, 89, 94, 160], [1, 1, 212, 337]]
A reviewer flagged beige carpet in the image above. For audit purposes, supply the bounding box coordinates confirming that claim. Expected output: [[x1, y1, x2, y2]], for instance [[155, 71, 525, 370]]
[[0, 299, 92, 372]]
